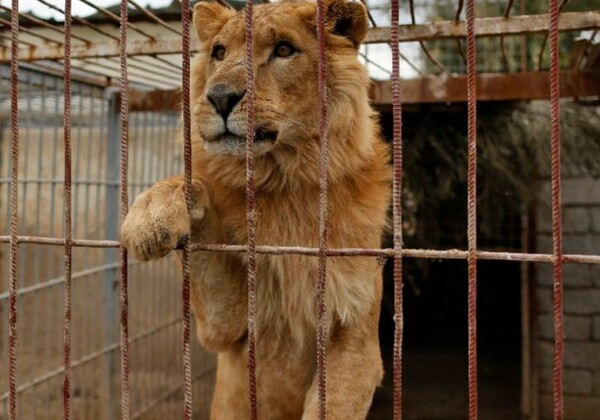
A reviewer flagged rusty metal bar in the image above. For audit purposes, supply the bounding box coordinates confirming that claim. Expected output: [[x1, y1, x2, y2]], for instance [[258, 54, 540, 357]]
[[244, 0, 259, 417], [408, 0, 448, 74], [549, 0, 565, 417], [4, 11, 599, 62], [316, 0, 329, 417], [1, 235, 600, 263], [180, 0, 193, 416], [356, 0, 422, 76], [118, 0, 131, 416], [35, 0, 118, 40], [7, 0, 19, 417], [453, 0, 468, 69], [0, 5, 90, 44], [390, 0, 403, 418], [121, 71, 600, 111], [127, 0, 182, 36], [360, 52, 392, 76], [537, 0, 571, 70], [0, 33, 36, 47], [365, 11, 600, 44], [500, 0, 517, 71], [0, 262, 142, 301], [357, 0, 376, 28], [173, 0, 195, 13], [31, 0, 183, 74], [0, 17, 63, 45], [71, 58, 178, 87], [77, 0, 157, 40], [370, 71, 600, 105], [574, 30, 598, 71], [466, 0, 478, 416], [62, 0, 74, 416]]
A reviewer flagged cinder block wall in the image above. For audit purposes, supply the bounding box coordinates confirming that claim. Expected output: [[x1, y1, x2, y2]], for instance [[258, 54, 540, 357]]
[[535, 176, 600, 419]]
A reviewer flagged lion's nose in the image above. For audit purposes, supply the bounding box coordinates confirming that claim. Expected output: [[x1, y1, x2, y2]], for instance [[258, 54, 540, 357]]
[[206, 84, 245, 119]]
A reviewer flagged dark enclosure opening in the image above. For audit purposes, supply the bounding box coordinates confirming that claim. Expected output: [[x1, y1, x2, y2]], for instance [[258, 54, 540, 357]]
[[368, 108, 524, 419], [371, 258, 522, 419]]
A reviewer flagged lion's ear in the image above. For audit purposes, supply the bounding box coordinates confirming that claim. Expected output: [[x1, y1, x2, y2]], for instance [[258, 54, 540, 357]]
[[193, 1, 235, 43], [323, 0, 368, 48]]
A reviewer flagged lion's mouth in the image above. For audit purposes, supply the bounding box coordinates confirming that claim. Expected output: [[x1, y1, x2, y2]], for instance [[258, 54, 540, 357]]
[[212, 128, 278, 144]]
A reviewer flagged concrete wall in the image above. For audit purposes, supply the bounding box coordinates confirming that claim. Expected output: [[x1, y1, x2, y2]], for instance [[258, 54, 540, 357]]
[[535, 176, 600, 419]]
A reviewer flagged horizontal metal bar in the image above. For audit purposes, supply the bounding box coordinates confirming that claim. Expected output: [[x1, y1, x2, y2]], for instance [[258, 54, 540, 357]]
[[2, 236, 597, 263], [0, 263, 117, 301], [371, 71, 600, 105], [189, 243, 600, 264], [2, 11, 597, 62], [125, 71, 600, 110], [130, 367, 216, 419], [0, 316, 183, 402], [0, 236, 121, 247], [0, 177, 119, 186], [364, 10, 600, 44], [0, 261, 143, 301]]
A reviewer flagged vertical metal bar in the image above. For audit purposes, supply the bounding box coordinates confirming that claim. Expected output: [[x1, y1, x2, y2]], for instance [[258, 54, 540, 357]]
[[520, 211, 533, 417], [315, 0, 328, 418], [520, 0, 527, 72], [18, 74, 31, 288], [390, 0, 404, 418], [46, 74, 62, 408], [139, 112, 149, 195], [243, 0, 258, 418], [62, 0, 74, 417], [8, 0, 20, 416], [180, 0, 193, 417], [119, 0, 131, 416], [34, 76, 48, 273], [160, 114, 169, 180], [549, 0, 564, 417], [31, 75, 47, 376], [104, 90, 120, 419], [83, 91, 95, 240], [465, 0, 478, 418]]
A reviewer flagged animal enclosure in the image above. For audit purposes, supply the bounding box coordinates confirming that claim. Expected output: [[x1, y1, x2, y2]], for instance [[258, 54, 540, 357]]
[[0, 64, 216, 418], [1, 0, 600, 419]]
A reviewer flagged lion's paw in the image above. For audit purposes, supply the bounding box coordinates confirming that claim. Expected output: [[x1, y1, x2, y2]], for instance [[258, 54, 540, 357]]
[[121, 177, 209, 261]]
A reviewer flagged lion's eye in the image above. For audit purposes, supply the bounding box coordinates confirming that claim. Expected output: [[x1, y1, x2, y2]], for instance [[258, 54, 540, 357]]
[[211, 45, 226, 61], [274, 41, 297, 58]]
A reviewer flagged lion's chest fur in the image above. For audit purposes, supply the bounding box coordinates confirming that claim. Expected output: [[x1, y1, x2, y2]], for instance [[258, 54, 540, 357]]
[[216, 186, 323, 332], [211, 182, 383, 345]]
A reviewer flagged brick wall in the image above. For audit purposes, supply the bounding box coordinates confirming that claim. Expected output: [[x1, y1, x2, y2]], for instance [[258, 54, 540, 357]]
[[535, 176, 600, 419]]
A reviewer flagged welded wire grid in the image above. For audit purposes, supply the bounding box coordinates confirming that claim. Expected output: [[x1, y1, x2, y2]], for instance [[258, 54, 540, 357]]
[[0, 64, 215, 418], [1, 0, 600, 419]]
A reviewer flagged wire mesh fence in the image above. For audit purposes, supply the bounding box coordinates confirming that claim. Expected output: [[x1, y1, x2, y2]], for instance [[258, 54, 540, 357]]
[[1, 0, 599, 419], [0, 64, 216, 419]]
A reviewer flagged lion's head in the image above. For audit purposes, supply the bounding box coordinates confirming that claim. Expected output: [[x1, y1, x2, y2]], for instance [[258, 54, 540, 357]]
[[191, 0, 379, 188]]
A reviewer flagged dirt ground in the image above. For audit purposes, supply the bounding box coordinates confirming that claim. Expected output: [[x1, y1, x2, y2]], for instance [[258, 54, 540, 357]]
[[369, 346, 521, 419]]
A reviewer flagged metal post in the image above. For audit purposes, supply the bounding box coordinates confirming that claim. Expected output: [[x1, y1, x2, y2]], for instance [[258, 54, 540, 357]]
[[103, 89, 120, 419]]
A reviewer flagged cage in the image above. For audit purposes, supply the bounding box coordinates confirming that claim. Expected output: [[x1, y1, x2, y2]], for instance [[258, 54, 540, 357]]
[[1, 0, 600, 419]]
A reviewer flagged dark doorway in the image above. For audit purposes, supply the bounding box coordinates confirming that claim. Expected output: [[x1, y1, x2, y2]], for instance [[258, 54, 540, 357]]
[[369, 258, 522, 419], [369, 108, 524, 419]]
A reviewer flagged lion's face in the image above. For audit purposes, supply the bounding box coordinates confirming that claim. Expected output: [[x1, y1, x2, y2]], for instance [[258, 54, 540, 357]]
[[191, 0, 368, 157]]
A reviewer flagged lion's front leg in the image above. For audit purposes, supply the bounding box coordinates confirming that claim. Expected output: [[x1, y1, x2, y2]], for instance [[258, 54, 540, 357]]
[[178, 246, 248, 351], [302, 319, 383, 419], [121, 176, 248, 352]]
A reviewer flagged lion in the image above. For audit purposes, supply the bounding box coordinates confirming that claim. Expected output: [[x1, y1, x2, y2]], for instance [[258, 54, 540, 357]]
[[120, 0, 391, 418]]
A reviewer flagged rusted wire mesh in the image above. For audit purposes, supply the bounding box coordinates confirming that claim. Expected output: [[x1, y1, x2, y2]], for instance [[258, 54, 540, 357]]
[[2, 0, 600, 418]]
